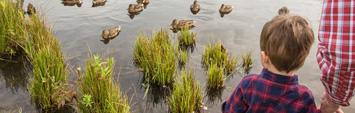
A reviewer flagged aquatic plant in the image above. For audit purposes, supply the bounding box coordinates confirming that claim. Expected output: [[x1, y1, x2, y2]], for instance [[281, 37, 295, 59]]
[[76, 54, 129, 113], [133, 29, 177, 85], [27, 46, 71, 110], [178, 49, 188, 65], [207, 63, 225, 90], [0, 0, 27, 58], [177, 28, 196, 49], [242, 50, 253, 71], [201, 40, 239, 74], [168, 68, 203, 113]]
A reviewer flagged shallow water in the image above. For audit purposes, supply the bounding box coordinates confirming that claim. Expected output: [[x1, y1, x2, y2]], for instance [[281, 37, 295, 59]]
[[1, 0, 354, 112]]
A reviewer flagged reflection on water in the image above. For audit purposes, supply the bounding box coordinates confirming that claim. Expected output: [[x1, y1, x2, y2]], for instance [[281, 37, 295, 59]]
[[140, 76, 172, 106], [0, 55, 30, 94], [206, 88, 224, 105]]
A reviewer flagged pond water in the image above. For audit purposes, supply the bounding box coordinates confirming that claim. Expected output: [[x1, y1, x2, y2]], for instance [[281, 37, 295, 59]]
[[1, 0, 355, 112]]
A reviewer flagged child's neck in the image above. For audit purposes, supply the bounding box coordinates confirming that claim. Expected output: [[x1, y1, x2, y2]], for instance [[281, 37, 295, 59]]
[[264, 65, 295, 76]]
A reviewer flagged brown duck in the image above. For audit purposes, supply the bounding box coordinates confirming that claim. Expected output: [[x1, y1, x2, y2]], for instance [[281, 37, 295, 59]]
[[27, 3, 36, 15], [171, 19, 196, 30], [62, 0, 81, 4], [93, 0, 107, 6], [219, 4, 233, 14], [128, 4, 143, 13], [190, 1, 200, 12], [136, 0, 149, 4], [278, 6, 290, 15], [101, 26, 121, 39]]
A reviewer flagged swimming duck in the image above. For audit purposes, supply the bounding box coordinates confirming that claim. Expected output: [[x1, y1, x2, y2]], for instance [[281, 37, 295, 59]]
[[128, 4, 143, 13], [219, 4, 233, 14], [62, 0, 81, 4], [278, 6, 290, 15], [136, 0, 149, 4], [93, 0, 107, 6], [171, 19, 196, 30], [27, 3, 36, 15], [190, 0, 200, 14], [101, 26, 121, 39]]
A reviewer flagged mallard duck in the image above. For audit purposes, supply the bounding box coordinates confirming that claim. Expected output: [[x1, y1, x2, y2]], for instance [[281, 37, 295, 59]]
[[171, 19, 196, 30], [128, 4, 143, 13], [62, 0, 81, 4], [136, 0, 149, 4], [93, 0, 107, 6], [219, 4, 233, 14], [278, 6, 290, 15], [101, 26, 121, 39], [190, 0, 200, 14], [27, 3, 36, 15]]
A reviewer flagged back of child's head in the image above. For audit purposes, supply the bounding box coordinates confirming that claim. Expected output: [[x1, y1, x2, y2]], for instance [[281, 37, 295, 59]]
[[260, 15, 314, 73]]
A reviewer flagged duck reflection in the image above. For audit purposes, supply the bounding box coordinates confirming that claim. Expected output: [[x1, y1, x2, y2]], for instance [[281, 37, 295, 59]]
[[92, 0, 106, 7], [128, 3, 143, 19], [62, 0, 82, 7], [190, 0, 200, 15], [219, 4, 233, 17], [0, 55, 30, 94]]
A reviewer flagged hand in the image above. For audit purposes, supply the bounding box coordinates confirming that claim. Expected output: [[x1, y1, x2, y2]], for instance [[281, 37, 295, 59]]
[[320, 92, 343, 113]]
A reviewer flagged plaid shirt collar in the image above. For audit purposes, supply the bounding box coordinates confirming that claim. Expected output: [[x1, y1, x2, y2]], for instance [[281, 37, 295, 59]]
[[261, 68, 299, 85]]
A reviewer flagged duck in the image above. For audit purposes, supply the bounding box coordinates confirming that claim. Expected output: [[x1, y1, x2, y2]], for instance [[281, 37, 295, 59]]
[[93, 0, 107, 6], [27, 3, 36, 15], [278, 6, 290, 15], [219, 4, 233, 14], [190, 0, 200, 14], [128, 4, 143, 13], [62, 0, 81, 4], [136, 0, 149, 4], [101, 26, 121, 39], [170, 19, 196, 30]]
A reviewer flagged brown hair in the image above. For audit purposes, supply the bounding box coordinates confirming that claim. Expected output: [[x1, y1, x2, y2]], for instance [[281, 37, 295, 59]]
[[260, 15, 314, 73]]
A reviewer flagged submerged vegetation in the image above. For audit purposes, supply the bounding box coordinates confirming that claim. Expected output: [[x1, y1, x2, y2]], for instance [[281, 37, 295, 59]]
[[168, 68, 203, 113], [133, 29, 177, 85], [76, 54, 129, 113]]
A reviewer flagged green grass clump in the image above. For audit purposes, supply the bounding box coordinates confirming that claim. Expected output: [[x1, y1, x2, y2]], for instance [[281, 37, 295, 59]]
[[133, 29, 177, 85], [242, 50, 253, 70], [178, 49, 188, 65], [0, 0, 27, 58], [168, 68, 203, 113], [207, 63, 225, 90], [177, 28, 196, 49], [27, 46, 70, 110], [201, 40, 239, 74], [76, 54, 129, 113]]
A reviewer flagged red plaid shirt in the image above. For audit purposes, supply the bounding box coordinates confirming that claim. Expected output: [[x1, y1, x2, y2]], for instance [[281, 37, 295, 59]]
[[222, 69, 320, 113], [317, 0, 355, 106]]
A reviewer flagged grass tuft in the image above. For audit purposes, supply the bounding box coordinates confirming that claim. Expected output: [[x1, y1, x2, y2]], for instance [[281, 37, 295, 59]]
[[133, 28, 177, 85], [168, 68, 203, 113], [242, 50, 254, 71], [76, 54, 129, 113], [177, 28, 196, 50], [207, 63, 225, 90], [178, 49, 188, 65]]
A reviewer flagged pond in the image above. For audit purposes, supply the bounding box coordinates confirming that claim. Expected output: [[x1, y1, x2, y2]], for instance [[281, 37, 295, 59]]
[[1, 0, 354, 112]]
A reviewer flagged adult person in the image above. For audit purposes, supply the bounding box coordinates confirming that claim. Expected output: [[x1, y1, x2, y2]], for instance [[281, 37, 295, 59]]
[[317, 0, 355, 112]]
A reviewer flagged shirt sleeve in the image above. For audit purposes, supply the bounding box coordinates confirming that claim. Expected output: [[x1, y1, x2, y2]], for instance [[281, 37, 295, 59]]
[[299, 86, 321, 113], [222, 80, 248, 113]]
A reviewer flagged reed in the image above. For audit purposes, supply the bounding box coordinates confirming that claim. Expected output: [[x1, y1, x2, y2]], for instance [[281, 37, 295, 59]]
[[168, 68, 203, 113], [178, 49, 188, 65], [201, 40, 239, 74], [76, 54, 129, 113], [207, 63, 225, 90], [133, 29, 177, 85], [0, 0, 27, 58], [242, 50, 253, 70], [177, 28, 196, 49]]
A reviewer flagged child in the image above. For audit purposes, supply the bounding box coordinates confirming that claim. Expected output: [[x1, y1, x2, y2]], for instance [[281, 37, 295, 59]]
[[222, 14, 320, 112]]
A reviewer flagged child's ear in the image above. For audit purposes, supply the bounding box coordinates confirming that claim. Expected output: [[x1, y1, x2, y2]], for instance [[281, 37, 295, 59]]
[[261, 51, 269, 63]]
